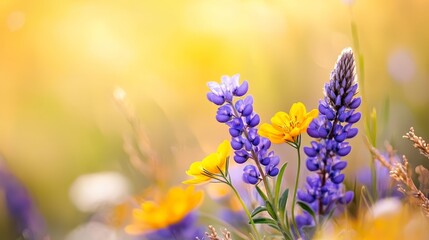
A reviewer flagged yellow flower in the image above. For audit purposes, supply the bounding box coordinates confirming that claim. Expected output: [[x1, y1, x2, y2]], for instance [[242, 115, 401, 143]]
[[125, 186, 203, 234], [183, 140, 230, 184], [258, 102, 318, 143]]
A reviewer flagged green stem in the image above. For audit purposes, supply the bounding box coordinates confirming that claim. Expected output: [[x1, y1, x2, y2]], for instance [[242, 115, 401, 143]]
[[228, 182, 262, 240], [350, 10, 378, 200], [290, 136, 302, 239]]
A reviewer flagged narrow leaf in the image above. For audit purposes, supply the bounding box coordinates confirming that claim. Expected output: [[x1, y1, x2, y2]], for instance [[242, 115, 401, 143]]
[[297, 201, 316, 222], [256, 185, 268, 202], [265, 201, 277, 220], [279, 188, 289, 211], [251, 217, 277, 225], [275, 162, 288, 209], [251, 206, 267, 217]]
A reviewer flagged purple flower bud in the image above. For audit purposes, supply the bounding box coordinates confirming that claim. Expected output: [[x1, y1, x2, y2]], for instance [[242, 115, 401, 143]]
[[207, 92, 225, 105], [267, 166, 279, 176], [349, 97, 361, 109], [260, 157, 270, 166], [234, 155, 248, 164], [347, 112, 361, 124], [306, 159, 319, 171], [246, 113, 260, 127], [242, 104, 253, 117], [304, 146, 318, 157], [229, 128, 241, 137], [335, 95, 342, 106], [307, 127, 320, 138], [234, 80, 248, 96], [242, 165, 260, 184], [337, 145, 351, 156], [331, 174, 345, 184], [334, 132, 347, 142], [347, 128, 358, 138], [325, 107, 336, 120], [231, 138, 244, 150], [298, 192, 315, 205], [318, 127, 329, 138], [332, 161, 347, 171], [343, 90, 354, 105]]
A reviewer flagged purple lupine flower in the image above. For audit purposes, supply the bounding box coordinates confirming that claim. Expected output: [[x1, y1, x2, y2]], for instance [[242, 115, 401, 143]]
[[0, 161, 48, 240], [296, 48, 361, 236], [207, 74, 280, 184]]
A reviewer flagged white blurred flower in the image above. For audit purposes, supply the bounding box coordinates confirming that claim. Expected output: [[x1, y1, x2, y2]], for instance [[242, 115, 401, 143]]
[[65, 222, 125, 240], [369, 197, 402, 219], [69, 172, 130, 212], [387, 48, 416, 83]]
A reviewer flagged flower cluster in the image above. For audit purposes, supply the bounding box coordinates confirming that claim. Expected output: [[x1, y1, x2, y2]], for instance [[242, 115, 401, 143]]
[[207, 74, 280, 184], [125, 186, 203, 240], [259, 102, 318, 144], [183, 140, 230, 184], [296, 48, 361, 234]]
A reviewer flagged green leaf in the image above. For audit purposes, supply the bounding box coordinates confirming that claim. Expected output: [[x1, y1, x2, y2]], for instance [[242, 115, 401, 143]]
[[256, 185, 268, 202], [265, 201, 277, 220], [279, 188, 289, 211], [275, 162, 288, 209], [251, 206, 267, 217], [297, 201, 316, 223], [251, 217, 277, 226], [267, 224, 281, 231]]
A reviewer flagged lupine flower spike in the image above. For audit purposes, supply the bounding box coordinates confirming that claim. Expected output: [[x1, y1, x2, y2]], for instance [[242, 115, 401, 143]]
[[296, 48, 361, 238]]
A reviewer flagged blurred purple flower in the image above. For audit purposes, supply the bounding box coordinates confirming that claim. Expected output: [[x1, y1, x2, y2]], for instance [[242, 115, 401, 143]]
[[357, 156, 403, 199], [0, 161, 48, 240]]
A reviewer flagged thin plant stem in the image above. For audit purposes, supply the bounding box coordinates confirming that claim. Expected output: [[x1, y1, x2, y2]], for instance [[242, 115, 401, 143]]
[[227, 181, 262, 240], [290, 136, 302, 239]]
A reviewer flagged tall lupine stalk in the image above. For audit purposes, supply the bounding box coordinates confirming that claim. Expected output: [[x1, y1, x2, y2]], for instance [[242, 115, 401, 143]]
[[206, 75, 294, 239], [296, 48, 361, 238], [207, 75, 280, 186]]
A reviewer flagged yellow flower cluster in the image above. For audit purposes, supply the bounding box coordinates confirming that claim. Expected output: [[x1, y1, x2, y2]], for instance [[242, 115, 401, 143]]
[[259, 102, 318, 143], [183, 140, 230, 184], [125, 186, 203, 234]]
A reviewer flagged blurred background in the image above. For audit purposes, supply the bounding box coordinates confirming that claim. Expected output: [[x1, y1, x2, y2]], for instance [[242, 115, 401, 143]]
[[0, 0, 428, 238]]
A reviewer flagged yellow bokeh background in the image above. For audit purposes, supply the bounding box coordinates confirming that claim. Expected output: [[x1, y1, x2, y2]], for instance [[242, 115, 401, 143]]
[[1, 0, 429, 238]]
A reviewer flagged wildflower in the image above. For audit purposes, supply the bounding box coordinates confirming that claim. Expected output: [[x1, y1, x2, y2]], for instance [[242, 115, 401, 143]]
[[183, 140, 230, 184], [207, 74, 280, 184], [207, 74, 249, 105], [259, 102, 318, 144], [296, 48, 361, 237], [125, 186, 203, 239], [0, 160, 48, 240]]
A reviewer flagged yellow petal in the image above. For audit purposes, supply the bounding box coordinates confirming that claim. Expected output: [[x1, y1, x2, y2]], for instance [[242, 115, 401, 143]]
[[259, 123, 286, 143], [290, 127, 301, 137], [271, 111, 290, 129], [290, 102, 306, 122]]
